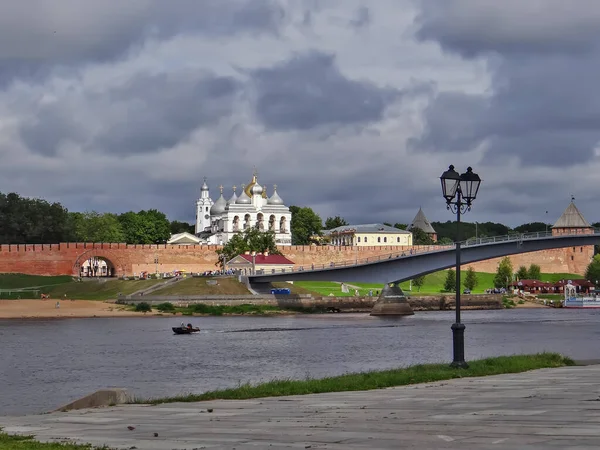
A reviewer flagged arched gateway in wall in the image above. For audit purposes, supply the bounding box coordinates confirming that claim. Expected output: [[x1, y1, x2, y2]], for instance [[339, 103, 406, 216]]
[[72, 249, 126, 278]]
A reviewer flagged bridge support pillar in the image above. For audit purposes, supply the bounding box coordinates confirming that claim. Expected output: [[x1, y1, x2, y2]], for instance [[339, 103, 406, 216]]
[[370, 284, 414, 316]]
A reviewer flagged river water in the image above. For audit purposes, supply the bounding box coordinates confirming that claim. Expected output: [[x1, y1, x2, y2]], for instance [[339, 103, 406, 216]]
[[2, 309, 599, 416]]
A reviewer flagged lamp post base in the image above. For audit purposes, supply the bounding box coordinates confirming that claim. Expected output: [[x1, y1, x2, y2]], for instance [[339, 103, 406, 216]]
[[450, 322, 469, 369]]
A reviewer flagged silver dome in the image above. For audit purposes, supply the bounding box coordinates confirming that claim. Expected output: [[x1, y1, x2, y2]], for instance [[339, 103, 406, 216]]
[[210, 194, 227, 215], [226, 186, 238, 206], [236, 185, 252, 204], [251, 182, 263, 196], [268, 185, 284, 205], [201, 177, 209, 191]]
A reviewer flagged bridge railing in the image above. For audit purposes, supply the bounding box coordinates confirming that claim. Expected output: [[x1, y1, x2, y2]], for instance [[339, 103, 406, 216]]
[[249, 228, 600, 276]]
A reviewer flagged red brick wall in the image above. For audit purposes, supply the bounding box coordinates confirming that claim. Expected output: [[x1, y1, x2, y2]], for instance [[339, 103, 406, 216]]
[[0, 242, 593, 277]]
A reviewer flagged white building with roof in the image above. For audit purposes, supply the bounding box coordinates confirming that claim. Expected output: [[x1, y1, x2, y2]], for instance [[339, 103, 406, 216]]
[[325, 223, 413, 246], [194, 170, 292, 246]]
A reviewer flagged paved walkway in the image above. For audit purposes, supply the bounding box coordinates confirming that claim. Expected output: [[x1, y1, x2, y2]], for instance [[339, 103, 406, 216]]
[[2, 365, 600, 449]]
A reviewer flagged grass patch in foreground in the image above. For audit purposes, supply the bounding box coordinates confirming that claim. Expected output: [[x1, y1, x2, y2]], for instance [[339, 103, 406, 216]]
[[0, 430, 104, 449], [136, 353, 573, 405]]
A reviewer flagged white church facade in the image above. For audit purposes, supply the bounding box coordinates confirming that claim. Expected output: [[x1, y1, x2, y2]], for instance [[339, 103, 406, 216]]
[[195, 171, 293, 246]]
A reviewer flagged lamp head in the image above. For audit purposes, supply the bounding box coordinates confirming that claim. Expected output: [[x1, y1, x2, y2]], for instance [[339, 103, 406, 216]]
[[440, 164, 461, 203], [459, 166, 482, 204]]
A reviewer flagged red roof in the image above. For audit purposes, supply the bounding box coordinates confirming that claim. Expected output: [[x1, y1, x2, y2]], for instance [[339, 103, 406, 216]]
[[511, 279, 553, 288], [510, 278, 594, 288], [238, 254, 295, 265]]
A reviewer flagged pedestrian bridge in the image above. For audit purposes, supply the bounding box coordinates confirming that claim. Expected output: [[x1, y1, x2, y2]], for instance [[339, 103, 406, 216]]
[[248, 230, 600, 285]]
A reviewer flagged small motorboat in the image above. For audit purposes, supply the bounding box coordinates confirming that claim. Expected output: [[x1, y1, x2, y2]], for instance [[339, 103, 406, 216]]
[[172, 324, 200, 335]]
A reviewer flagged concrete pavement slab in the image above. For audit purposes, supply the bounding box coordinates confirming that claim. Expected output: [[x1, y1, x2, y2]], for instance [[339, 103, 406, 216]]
[[3, 365, 600, 449]]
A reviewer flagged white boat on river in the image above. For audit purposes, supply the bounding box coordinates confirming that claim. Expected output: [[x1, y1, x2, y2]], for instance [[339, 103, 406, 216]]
[[563, 282, 600, 308]]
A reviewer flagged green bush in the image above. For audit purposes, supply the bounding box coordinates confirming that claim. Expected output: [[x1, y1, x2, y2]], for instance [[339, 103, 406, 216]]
[[134, 302, 152, 312], [156, 302, 175, 312]]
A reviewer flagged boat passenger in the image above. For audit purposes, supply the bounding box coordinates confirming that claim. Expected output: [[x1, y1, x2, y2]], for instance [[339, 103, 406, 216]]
[[181, 321, 186, 329]]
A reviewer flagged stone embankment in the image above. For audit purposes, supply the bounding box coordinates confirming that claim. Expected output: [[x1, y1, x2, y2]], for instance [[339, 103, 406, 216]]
[[118, 293, 503, 312], [409, 294, 503, 311]]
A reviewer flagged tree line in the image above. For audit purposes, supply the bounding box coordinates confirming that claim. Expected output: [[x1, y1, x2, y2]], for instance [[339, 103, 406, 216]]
[[0, 192, 173, 245], [0, 191, 593, 246]]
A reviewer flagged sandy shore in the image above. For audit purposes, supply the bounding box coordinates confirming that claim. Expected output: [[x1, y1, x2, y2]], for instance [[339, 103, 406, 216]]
[[0, 300, 150, 319]]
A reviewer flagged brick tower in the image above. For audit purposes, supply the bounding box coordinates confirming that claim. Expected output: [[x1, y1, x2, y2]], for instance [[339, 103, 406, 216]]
[[552, 199, 594, 272]]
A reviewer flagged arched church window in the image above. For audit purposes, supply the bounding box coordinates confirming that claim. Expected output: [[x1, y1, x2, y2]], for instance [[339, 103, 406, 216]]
[[244, 214, 251, 229], [269, 215, 276, 231], [377, 237, 381, 243], [280, 217, 287, 233], [257, 213, 265, 231]]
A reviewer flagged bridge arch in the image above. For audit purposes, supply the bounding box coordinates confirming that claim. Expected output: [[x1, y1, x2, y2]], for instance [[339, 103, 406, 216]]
[[72, 249, 126, 278]]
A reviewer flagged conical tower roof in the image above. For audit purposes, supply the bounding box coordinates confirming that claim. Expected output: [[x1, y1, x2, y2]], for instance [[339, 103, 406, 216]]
[[553, 200, 592, 228], [408, 207, 436, 234]]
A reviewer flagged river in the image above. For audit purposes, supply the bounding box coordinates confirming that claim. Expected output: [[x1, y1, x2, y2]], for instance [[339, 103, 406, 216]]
[[2, 308, 599, 416]]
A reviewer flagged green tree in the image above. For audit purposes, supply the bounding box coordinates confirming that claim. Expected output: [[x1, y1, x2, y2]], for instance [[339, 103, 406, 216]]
[[412, 275, 425, 292], [464, 267, 478, 291], [289, 205, 322, 245], [393, 223, 407, 230], [324, 216, 348, 230], [216, 228, 281, 268], [585, 255, 600, 285], [443, 269, 456, 292], [118, 209, 171, 244], [0, 192, 73, 244], [437, 237, 453, 245], [494, 257, 513, 288], [516, 265, 529, 280], [170, 220, 194, 234], [70, 211, 125, 242], [528, 264, 541, 280], [411, 227, 434, 245], [513, 222, 548, 233]]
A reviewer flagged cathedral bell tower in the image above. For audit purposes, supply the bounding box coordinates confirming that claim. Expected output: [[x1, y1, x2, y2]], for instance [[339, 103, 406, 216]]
[[195, 177, 214, 234]]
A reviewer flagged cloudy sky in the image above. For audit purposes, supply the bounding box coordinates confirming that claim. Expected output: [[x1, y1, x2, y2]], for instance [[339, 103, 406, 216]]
[[1, 0, 598, 228]]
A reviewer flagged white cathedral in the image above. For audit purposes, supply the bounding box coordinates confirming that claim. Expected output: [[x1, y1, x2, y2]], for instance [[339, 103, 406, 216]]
[[195, 171, 293, 246]]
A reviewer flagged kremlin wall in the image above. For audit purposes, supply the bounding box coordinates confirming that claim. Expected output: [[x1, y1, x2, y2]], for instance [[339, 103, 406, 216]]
[[0, 241, 592, 278], [0, 201, 595, 280]]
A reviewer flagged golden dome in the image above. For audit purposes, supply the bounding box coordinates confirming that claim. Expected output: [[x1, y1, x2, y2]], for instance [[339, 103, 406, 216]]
[[244, 175, 257, 197], [262, 186, 268, 199]]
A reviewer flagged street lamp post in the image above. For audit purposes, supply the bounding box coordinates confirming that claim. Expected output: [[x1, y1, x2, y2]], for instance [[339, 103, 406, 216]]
[[440, 165, 482, 369]]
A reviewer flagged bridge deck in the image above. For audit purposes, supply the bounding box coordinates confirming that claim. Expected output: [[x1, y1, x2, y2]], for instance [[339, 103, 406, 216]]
[[248, 229, 600, 283]]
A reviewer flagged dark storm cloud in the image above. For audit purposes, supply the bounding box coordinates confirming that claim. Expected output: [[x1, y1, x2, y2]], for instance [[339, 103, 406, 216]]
[[0, 0, 284, 84], [97, 72, 240, 155], [20, 71, 240, 156], [415, 0, 600, 58], [408, 91, 487, 154], [251, 51, 400, 131], [411, 1, 600, 167]]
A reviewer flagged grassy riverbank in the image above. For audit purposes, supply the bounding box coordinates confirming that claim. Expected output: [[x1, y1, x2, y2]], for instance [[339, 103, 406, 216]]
[[133, 302, 326, 315], [135, 353, 573, 405], [0, 431, 100, 449]]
